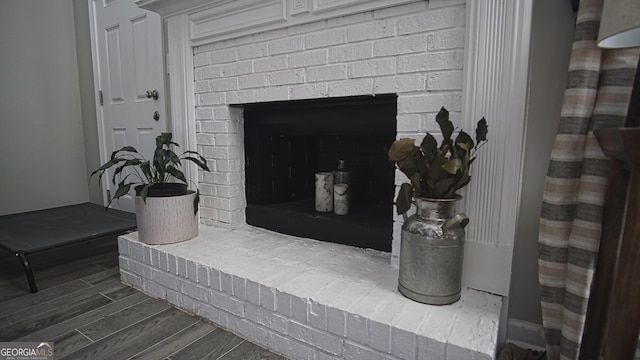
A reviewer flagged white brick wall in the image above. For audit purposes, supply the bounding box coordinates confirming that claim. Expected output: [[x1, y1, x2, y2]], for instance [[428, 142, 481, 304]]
[[118, 226, 501, 360], [193, 2, 465, 263]]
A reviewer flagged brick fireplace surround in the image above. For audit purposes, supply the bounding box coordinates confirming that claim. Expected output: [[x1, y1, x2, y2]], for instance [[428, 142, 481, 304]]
[[119, 0, 533, 358], [119, 229, 500, 359]]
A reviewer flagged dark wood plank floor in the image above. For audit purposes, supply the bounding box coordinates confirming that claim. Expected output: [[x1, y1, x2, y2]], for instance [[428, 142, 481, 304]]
[[0, 236, 286, 360]]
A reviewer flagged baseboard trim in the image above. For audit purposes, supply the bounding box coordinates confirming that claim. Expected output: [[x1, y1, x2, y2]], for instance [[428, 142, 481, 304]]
[[506, 318, 546, 351]]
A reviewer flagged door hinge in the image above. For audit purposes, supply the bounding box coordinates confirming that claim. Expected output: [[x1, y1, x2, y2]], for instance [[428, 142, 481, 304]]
[[99, 90, 103, 106]]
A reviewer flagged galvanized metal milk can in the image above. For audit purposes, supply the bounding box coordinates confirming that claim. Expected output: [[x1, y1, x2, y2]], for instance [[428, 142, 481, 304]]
[[398, 196, 468, 305]]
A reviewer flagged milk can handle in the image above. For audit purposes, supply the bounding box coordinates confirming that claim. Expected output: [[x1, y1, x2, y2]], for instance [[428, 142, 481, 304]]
[[442, 213, 469, 231]]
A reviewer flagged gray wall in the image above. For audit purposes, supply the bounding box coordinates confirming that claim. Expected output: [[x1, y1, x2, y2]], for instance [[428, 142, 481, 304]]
[[0, 0, 92, 216], [508, 0, 575, 330], [73, 0, 103, 205]]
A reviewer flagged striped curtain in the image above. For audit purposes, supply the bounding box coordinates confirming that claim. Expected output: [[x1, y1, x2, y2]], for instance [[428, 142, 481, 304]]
[[537, 0, 640, 359]]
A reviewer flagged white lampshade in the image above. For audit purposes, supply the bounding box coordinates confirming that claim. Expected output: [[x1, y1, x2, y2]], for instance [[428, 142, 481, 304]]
[[597, 0, 640, 48]]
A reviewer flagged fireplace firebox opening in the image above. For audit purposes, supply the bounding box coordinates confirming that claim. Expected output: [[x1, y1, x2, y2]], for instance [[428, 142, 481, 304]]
[[240, 94, 397, 252]]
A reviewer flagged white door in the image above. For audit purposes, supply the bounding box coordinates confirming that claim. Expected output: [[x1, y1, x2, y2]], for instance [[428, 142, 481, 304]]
[[90, 0, 167, 212]]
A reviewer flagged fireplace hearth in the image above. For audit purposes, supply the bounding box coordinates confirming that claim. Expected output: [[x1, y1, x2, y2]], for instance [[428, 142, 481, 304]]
[[241, 95, 397, 251]]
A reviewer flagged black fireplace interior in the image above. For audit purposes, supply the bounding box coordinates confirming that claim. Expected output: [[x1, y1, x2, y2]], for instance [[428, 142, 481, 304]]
[[241, 94, 397, 252]]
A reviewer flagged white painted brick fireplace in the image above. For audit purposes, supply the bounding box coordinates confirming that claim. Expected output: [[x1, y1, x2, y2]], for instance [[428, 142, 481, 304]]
[[119, 226, 501, 359], [124, 0, 535, 358], [191, 1, 466, 264]]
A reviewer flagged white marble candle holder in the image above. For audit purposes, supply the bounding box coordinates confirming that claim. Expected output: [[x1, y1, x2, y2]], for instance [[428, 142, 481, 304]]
[[334, 184, 349, 215], [315, 172, 334, 212]]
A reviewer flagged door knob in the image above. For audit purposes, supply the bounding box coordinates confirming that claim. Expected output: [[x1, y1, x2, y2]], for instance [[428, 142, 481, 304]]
[[146, 89, 159, 100], [153, 111, 160, 121]]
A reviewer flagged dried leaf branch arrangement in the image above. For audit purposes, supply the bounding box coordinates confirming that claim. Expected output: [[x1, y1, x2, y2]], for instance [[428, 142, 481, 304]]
[[388, 107, 488, 215]]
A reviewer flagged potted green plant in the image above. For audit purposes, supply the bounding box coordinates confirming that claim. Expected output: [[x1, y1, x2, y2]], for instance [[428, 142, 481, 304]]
[[91, 132, 211, 245], [388, 106, 487, 305]]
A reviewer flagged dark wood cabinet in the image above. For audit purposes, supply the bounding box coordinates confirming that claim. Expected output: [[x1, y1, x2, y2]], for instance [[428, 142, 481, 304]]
[[580, 128, 640, 360]]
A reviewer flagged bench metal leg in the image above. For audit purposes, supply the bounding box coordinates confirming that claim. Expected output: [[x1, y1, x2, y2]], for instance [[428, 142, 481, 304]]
[[15, 251, 38, 293]]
